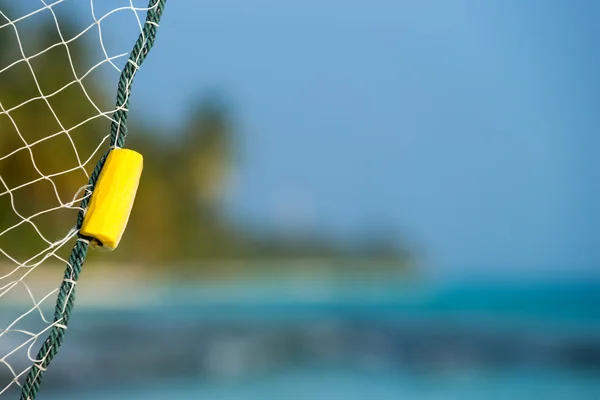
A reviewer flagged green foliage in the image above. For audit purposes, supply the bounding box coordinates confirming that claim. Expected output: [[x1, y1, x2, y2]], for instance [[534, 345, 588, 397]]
[[0, 7, 107, 264], [0, 6, 411, 270]]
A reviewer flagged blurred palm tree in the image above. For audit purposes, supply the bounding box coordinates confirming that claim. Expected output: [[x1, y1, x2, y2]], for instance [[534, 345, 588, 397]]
[[0, 1, 411, 270], [122, 96, 236, 262]]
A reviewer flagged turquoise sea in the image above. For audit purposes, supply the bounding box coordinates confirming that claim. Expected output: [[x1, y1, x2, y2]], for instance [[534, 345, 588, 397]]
[[3, 277, 600, 399]]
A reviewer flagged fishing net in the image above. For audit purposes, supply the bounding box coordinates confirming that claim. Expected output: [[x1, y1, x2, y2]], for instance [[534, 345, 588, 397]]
[[0, 1, 166, 398]]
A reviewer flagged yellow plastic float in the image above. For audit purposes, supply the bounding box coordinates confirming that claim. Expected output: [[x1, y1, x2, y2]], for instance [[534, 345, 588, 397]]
[[80, 148, 143, 251]]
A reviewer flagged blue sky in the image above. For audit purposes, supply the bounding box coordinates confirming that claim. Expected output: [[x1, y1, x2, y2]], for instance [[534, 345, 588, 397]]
[[72, 0, 600, 272]]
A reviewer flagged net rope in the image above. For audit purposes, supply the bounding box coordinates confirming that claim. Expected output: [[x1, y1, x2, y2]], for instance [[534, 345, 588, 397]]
[[0, 1, 166, 398]]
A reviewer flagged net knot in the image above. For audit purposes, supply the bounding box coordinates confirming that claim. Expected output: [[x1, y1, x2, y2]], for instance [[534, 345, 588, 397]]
[[127, 59, 140, 70], [32, 363, 47, 372]]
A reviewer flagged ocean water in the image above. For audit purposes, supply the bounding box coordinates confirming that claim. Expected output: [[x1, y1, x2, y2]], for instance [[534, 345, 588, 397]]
[[42, 369, 600, 400], [3, 277, 600, 399]]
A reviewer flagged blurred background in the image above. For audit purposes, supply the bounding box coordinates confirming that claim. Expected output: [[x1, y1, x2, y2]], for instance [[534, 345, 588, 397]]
[[1, 0, 599, 399]]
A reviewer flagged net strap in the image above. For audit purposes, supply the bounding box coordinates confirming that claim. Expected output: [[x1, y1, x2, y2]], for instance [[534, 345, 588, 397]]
[[19, 1, 167, 399]]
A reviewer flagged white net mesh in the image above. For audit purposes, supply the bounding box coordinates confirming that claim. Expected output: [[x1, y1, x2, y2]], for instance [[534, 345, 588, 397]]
[[0, 1, 161, 396]]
